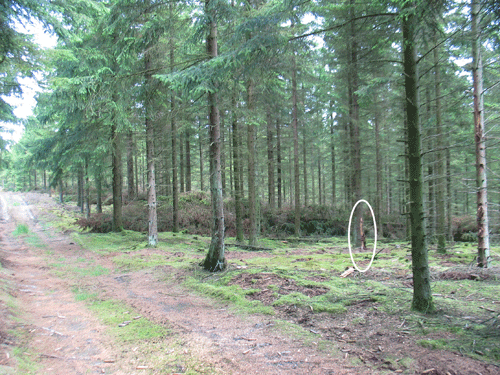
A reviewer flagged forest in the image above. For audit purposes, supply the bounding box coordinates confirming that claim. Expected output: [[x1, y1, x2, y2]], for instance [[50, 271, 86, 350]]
[[1, 0, 500, 314]]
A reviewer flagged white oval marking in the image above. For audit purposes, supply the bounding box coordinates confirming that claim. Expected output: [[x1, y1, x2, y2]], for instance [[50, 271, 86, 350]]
[[348, 199, 377, 273]]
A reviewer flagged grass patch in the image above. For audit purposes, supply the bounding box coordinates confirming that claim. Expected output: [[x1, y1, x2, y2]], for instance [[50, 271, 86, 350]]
[[12, 224, 29, 236], [73, 264, 109, 277], [11, 346, 39, 374]]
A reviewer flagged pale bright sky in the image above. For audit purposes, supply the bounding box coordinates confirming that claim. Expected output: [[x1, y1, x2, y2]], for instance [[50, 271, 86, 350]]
[[1, 18, 57, 143]]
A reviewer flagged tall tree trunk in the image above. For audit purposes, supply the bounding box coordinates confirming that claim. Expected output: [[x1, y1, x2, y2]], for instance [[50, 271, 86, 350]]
[[95, 165, 102, 214], [330, 106, 336, 208], [348, 0, 362, 246], [126, 130, 135, 200], [247, 81, 258, 246], [77, 165, 83, 212], [221, 121, 226, 195], [202, 0, 226, 272], [186, 129, 192, 192], [232, 90, 244, 242], [425, 87, 435, 241], [84, 157, 90, 219], [58, 174, 64, 204], [134, 140, 139, 197], [171, 43, 179, 233], [198, 117, 204, 191], [471, 0, 490, 268], [111, 121, 123, 232], [318, 159, 322, 205], [446, 146, 452, 240], [180, 132, 185, 193], [302, 129, 308, 206], [434, 33, 446, 253], [374, 95, 383, 238], [402, 2, 434, 313], [292, 48, 300, 237], [277, 119, 282, 209], [267, 108, 275, 210], [145, 53, 158, 247]]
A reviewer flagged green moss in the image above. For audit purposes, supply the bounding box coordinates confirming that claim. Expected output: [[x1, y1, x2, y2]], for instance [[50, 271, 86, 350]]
[[88, 299, 168, 342], [185, 276, 274, 315]]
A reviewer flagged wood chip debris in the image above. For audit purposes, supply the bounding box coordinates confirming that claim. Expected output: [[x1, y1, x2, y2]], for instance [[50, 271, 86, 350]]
[[240, 337, 256, 341], [42, 327, 65, 336], [421, 369, 436, 374], [340, 267, 355, 278]]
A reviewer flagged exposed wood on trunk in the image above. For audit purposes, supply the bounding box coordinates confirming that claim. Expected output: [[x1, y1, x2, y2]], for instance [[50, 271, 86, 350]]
[[471, 0, 490, 268]]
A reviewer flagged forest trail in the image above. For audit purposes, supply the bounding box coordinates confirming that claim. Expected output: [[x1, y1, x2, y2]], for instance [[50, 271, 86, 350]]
[[0, 191, 360, 374]]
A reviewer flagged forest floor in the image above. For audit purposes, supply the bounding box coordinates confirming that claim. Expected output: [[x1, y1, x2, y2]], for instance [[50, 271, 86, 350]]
[[0, 191, 499, 375]]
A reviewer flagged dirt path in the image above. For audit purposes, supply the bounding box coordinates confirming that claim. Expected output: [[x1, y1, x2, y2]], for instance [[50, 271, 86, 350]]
[[1, 191, 499, 375], [0, 191, 362, 374]]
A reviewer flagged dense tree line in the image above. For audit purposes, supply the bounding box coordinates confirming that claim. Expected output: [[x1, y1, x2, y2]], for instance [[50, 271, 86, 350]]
[[1, 0, 500, 311]]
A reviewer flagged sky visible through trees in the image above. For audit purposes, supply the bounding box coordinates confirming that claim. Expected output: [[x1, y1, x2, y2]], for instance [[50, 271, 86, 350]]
[[1, 0, 500, 312]]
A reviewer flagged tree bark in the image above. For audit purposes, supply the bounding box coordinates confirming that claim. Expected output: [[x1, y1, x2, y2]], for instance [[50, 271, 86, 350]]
[[277, 119, 282, 209], [471, 0, 490, 268], [185, 129, 192, 192], [292, 48, 300, 237], [374, 96, 383, 238], [198, 117, 204, 191], [267, 108, 275, 210], [145, 52, 158, 247], [202, 0, 226, 272], [95, 165, 102, 214], [247, 76, 258, 246], [330, 105, 336, 208], [77, 165, 83, 212], [402, 2, 434, 313], [434, 32, 446, 253], [348, 0, 362, 246], [126, 130, 135, 200], [232, 90, 244, 242], [171, 43, 179, 233], [111, 121, 123, 232], [84, 157, 90, 219]]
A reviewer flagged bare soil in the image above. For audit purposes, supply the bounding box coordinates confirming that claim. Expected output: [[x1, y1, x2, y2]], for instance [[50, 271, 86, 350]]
[[0, 191, 498, 375]]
